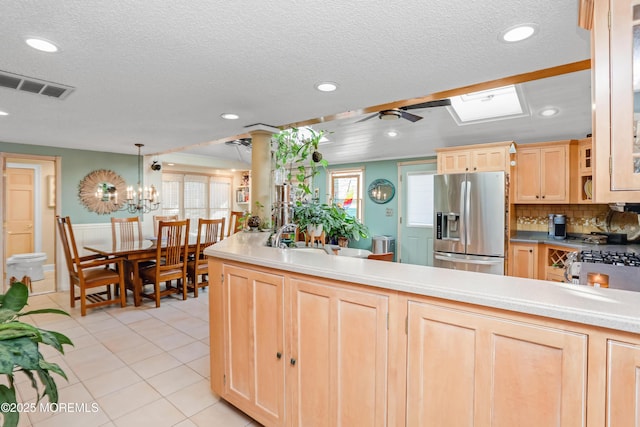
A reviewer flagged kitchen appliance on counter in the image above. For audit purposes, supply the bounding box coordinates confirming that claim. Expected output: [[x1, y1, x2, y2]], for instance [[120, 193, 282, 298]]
[[434, 171, 506, 275], [553, 214, 567, 240]]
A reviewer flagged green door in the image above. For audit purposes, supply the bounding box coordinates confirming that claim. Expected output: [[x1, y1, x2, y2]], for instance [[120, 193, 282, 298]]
[[398, 162, 437, 266]]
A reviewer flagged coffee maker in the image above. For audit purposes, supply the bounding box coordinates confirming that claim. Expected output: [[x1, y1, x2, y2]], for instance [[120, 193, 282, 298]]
[[552, 214, 566, 240]]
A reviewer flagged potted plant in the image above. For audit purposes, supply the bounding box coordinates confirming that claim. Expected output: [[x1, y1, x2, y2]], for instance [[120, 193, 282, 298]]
[[238, 201, 269, 231], [328, 204, 370, 247], [292, 201, 332, 237], [272, 127, 329, 199], [0, 282, 73, 427]]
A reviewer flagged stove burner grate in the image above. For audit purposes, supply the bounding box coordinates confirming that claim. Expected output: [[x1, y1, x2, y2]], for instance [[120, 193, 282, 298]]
[[579, 250, 640, 267]]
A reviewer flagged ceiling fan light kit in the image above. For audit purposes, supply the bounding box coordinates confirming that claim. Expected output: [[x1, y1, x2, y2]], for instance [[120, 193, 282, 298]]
[[379, 110, 402, 120]]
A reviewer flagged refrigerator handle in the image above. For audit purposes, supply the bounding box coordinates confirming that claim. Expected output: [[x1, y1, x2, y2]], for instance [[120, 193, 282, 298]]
[[459, 180, 466, 247], [434, 254, 503, 265], [465, 180, 471, 247]]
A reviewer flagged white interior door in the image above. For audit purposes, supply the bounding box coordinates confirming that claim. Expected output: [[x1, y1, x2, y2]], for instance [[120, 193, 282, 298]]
[[398, 162, 437, 266]]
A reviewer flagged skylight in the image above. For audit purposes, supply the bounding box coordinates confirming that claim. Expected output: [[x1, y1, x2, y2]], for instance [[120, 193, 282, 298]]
[[448, 84, 528, 125]]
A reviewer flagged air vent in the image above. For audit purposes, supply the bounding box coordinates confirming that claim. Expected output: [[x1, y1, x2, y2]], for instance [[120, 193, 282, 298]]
[[0, 70, 74, 99]]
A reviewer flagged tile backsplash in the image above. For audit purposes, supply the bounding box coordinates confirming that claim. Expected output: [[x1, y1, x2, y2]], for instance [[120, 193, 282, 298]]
[[514, 204, 610, 234]]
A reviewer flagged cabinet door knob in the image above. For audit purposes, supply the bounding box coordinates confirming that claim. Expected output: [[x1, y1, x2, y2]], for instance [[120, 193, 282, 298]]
[[541, 195, 545, 199], [473, 167, 477, 171], [276, 352, 282, 359], [290, 358, 296, 366], [536, 195, 539, 199], [529, 249, 533, 253]]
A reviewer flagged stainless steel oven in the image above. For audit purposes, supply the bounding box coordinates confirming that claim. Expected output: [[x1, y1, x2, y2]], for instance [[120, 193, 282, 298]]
[[567, 250, 640, 292]]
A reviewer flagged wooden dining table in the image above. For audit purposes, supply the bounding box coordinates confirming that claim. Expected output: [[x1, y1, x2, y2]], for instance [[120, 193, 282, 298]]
[[84, 236, 198, 307]]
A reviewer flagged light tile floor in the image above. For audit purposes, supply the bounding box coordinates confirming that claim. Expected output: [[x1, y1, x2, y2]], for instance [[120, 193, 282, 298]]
[[8, 287, 261, 427]]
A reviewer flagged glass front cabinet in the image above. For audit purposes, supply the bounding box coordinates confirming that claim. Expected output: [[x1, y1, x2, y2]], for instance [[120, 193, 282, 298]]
[[591, 0, 640, 201]]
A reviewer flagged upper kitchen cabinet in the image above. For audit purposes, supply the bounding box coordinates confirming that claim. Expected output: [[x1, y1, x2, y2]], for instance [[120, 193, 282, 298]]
[[591, 0, 640, 201], [436, 141, 514, 174], [577, 137, 594, 203], [514, 140, 577, 204]]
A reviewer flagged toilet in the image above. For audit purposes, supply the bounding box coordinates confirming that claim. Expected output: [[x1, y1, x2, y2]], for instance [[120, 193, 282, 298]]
[[6, 252, 47, 283]]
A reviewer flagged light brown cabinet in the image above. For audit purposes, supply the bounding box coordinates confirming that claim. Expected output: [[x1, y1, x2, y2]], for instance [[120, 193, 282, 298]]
[[209, 256, 639, 426], [289, 278, 389, 427], [212, 260, 388, 427], [540, 244, 573, 282], [576, 137, 593, 204], [405, 300, 588, 426], [514, 140, 576, 203], [221, 264, 285, 426], [436, 141, 513, 174], [508, 242, 538, 279], [591, 0, 640, 201], [606, 339, 640, 425]]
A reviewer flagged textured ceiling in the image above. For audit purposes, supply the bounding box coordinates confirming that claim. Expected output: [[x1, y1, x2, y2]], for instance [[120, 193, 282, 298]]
[[0, 1, 591, 165]]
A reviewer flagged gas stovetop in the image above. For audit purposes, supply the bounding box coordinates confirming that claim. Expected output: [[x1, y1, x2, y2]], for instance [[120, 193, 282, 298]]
[[579, 250, 640, 267]]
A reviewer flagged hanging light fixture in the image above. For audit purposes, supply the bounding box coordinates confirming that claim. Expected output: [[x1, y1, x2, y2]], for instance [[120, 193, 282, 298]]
[[95, 143, 159, 214]]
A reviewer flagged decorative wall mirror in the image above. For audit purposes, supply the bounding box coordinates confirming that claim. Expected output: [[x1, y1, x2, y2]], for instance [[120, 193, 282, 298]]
[[368, 178, 395, 204], [78, 169, 127, 214]]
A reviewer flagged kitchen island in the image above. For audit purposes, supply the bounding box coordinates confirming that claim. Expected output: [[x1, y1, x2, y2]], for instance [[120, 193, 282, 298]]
[[205, 231, 640, 427]]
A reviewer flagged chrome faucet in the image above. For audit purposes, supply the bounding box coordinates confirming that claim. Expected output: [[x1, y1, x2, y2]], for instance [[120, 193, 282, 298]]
[[272, 223, 298, 248]]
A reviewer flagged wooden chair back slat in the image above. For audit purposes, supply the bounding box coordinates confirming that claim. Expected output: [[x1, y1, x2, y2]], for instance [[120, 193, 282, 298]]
[[111, 216, 143, 245]]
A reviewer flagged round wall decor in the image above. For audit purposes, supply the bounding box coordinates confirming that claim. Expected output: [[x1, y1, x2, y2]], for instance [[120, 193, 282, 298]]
[[78, 169, 126, 214], [368, 178, 395, 204]]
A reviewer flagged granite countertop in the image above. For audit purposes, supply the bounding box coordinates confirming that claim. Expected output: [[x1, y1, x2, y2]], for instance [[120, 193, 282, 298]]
[[206, 231, 640, 334], [511, 231, 640, 253]]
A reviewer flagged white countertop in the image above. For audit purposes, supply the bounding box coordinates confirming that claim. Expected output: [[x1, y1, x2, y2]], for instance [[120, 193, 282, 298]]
[[205, 231, 640, 334]]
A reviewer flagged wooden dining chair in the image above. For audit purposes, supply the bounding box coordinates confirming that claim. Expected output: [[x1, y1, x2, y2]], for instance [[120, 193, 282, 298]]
[[227, 211, 244, 236], [56, 216, 126, 316], [111, 216, 143, 245], [187, 218, 225, 297], [139, 219, 190, 307], [153, 214, 179, 236], [367, 252, 394, 262]]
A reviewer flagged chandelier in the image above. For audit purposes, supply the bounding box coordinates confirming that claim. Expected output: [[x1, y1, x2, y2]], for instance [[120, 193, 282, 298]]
[[95, 143, 160, 214]]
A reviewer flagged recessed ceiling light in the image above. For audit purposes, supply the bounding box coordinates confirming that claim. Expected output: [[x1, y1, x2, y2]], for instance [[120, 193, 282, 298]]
[[387, 130, 398, 137], [0, 111, 8, 116], [167, 163, 175, 166], [220, 113, 239, 120], [315, 82, 338, 92], [500, 24, 538, 43], [25, 38, 58, 52], [540, 107, 559, 117]]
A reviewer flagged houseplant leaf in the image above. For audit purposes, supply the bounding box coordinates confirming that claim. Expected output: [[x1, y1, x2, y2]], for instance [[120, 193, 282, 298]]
[[1, 284, 28, 312], [39, 330, 73, 354], [0, 384, 19, 427]]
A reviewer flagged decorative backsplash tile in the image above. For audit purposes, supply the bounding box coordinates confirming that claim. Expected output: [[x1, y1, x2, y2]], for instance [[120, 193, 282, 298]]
[[514, 204, 610, 234]]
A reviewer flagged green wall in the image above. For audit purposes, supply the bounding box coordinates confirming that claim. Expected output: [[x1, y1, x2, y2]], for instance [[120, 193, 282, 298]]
[[1, 141, 137, 224], [316, 156, 435, 250]]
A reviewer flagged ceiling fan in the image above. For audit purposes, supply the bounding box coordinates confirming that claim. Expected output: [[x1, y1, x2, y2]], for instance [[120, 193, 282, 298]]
[[225, 138, 252, 162], [355, 99, 452, 123], [224, 137, 252, 148]]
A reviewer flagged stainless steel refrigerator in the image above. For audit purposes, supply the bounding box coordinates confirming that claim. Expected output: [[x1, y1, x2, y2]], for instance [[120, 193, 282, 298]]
[[433, 171, 506, 275]]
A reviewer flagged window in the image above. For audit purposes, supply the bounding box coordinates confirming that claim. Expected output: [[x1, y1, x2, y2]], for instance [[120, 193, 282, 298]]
[[448, 84, 528, 125], [406, 172, 434, 227], [329, 168, 363, 220], [161, 173, 232, 232]]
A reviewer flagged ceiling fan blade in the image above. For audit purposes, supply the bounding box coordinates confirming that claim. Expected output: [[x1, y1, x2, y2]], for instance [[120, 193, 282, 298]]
[[403, 99, 452, 110], [355, 113, 379, 123], [400, 110, 423, 122]]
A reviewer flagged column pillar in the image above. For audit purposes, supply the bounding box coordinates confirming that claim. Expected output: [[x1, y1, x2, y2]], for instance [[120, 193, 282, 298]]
[[247, 125, 280, 228]]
